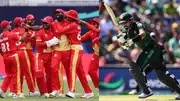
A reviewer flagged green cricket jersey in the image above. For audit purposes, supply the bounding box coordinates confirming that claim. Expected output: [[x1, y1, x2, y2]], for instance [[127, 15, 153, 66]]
[[122, 21, 155, 49]]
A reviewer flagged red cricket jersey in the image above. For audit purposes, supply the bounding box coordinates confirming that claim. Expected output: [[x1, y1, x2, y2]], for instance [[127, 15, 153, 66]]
[[26, 29, 36, 50], [58, 22, 81, 45], [12, 27, 26, 50], [81, 22, 100, 56], [81, 24, 100, 46], [0, 31, 20, 57], [51, 21, 66, 39], [36, 28, 53, 53], [84, 21, 99, 33], [51, 20, 71, 51]]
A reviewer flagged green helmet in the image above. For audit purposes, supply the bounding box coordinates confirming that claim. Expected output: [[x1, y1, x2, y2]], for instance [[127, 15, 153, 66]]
[[117, 12, 133, 24]]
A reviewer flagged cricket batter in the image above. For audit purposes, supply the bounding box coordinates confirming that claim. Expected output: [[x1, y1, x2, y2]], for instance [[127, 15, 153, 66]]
[[117, 12, 180, 100]]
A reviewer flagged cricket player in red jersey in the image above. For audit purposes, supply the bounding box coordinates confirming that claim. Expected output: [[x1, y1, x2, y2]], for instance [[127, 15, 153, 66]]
[[56, 10, 94, 98], [9, 17, 26, 97], [11, 17, 40, 97], [0, 20, 28, 99], [81, 18, 99, 93], [25, 14, 37, 91], [26, 13, 66, 97], [34, 16, 55, 98], [49, 9, 71, 97]]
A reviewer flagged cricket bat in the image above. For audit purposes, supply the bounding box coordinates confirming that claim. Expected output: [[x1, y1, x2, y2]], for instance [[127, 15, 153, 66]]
[[104, 2, 132, 49], [104, 2, 121, 33]]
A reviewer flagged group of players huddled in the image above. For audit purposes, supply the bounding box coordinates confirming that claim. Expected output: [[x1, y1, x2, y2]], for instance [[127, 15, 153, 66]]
[[0, 8, 99, 99]]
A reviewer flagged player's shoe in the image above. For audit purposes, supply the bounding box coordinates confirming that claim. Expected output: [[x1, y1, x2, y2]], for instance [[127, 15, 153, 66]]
[[12, 94, 19, 99], [81, 92, 94, 98], [49, 90, 60, 98], [138, 88, 153, 99], [19, 93, 25, 98], [12, 93, 25, 99], [66, 91, 75, 98], [138, 92, 153, 99], [29, 91, 40, 97], [128, 89, 138, 95], [96, 88, 99, 96], [59, 93, 65, 97], [0, 88, 6, 98], [8, 92, 14, 97], [42, 93, 49, 98], [96, 92, 99, 97], [175, 94, 180, 100]]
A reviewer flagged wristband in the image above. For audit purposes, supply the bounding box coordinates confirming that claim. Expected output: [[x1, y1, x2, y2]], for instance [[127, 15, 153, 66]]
[[132, 34, 141, 42]]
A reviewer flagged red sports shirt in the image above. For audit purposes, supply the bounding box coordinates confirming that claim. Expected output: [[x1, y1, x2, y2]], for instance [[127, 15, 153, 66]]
[[81, 31, 99, 45], [12, 27, 26, 49], [0, 31, 21, 57], [81, 22, 100, 56], [51, 21, 66, 39], [51, 21, 71, 51], [81, 22, 100, 46], [57, 22, 81, 45], [26, 29, 36, 50], [36, 28, 53, 53]]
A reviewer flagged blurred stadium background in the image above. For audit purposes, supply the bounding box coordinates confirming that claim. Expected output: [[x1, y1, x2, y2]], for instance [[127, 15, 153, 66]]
[[0, 0, 99, 100], [99, 0, 180, 100]]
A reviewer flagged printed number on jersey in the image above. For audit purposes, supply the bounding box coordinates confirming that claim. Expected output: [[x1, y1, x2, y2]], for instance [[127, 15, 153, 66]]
[[77, 26, 81, 40], [1, 42, 10, 52], [77, 32, 81, 40]]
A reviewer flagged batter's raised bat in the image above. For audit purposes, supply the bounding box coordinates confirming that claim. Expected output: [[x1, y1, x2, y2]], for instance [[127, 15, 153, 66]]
[[104, 2, 121, 33]]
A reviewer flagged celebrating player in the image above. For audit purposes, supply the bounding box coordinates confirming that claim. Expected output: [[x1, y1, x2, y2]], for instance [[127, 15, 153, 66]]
[[81, 18, 100, 95], [35, 16, 55, 98], [25, 14, 37, 90], [49, 9, 71, 97], [117, 12, 180, 100], [56, 9, 93, 98], [12, 17, 40, 97], [0, 20, 28, 99]]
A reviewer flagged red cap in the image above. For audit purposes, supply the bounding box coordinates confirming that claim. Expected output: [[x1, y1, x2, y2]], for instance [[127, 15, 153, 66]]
[[0, 20, 11, 29], [13, 17, 25, 26], [65, 10, 79, 21], [89, 18, 99, 24], [53, 9, 64, 14], [41, 16, 54, 24], [26, 14, 35, 20]]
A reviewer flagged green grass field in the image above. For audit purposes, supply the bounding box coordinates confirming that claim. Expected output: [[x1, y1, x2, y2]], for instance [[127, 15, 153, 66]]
[[0, 80, 98, 101], [100, 95, 178, 101]]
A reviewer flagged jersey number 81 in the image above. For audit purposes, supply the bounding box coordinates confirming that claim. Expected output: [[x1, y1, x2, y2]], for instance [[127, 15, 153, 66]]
[[1, 42, 10, 52]]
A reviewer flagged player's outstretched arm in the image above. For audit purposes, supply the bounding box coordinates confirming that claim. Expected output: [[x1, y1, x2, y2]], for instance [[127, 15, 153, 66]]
[[21, 23, 42, 31], [81, 32, 90, 41], [30, 25, 43, 31], [58, 23, 77, 35], [81, 20, 99, 33]]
